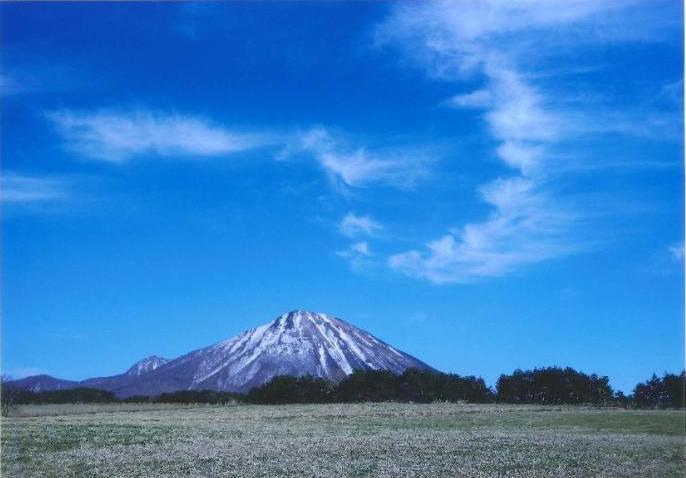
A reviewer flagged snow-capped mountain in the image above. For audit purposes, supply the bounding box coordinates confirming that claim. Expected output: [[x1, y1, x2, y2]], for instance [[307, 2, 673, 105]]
[[5, 311, 434, 397], [125, 356, 170, 376], [178, 310, 431, 390]]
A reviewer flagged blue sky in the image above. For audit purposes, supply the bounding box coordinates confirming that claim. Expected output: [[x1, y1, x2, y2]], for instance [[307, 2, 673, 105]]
[[2, 1, 683, 393]]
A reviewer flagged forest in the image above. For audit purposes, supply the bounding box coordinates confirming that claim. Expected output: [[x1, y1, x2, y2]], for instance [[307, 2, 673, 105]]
[[3, 367, 684, 410]]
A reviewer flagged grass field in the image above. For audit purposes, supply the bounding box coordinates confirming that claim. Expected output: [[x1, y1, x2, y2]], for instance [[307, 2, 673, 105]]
[[2, 402, 684, 477]]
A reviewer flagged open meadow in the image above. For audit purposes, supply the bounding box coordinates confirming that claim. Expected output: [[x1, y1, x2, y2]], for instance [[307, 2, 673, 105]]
[[2, 402, 684, 477]]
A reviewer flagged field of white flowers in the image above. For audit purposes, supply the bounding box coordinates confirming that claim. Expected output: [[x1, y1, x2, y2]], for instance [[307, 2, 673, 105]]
[[2, 402, 684, 477]]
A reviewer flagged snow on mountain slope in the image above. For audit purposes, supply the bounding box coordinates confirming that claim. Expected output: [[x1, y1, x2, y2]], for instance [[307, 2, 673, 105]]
[[125, 355, 170, 376]]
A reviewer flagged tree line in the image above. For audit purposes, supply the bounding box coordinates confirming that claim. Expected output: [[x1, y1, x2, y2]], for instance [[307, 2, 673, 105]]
[[2, 367, 684, 411], [496, 367, 613, 405], [248, 368, 491, 404]]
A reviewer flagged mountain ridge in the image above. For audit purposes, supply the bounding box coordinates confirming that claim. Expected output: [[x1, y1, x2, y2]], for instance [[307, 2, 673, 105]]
[[5, 311, 434, 397]]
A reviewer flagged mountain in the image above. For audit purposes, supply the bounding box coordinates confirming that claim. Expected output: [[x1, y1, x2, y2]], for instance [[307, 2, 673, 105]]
[[3, 374, 78, 393], [125, 356, 170, 376], [4, 311, 434, 397], [76, 356, 171, 392]]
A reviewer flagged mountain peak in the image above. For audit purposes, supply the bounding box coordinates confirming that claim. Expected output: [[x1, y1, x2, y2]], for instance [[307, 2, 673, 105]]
[[188, 310, 434, 393], [277, 310, 333, 328], [125, 355, 170, 376], [283, 310, 330, 319]]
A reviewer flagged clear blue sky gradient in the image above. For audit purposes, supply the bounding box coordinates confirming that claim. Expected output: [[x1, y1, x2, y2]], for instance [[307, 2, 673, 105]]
[[2, 2, 683, 393]]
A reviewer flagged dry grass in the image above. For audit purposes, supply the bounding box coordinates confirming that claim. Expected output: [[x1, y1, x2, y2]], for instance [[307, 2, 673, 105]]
[[2, 402, 684, 477], [9, 402, 231, 418]]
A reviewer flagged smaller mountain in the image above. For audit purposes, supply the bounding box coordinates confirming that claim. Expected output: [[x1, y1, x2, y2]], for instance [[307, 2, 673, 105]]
[[3, 374, 78, 393], [2, 356, 171, 394], [125, 356, 169, 376], [79, 355, 169, 390]]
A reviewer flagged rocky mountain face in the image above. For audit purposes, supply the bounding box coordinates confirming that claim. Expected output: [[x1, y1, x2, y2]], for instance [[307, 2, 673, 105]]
[[5, 311, 434, 398]]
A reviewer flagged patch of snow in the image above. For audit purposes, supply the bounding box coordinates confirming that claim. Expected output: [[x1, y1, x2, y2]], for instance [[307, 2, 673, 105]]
[[307, 314, 353, 374]]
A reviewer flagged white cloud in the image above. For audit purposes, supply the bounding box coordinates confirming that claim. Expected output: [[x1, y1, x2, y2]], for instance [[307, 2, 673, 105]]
[[670, 242, 685, 262], [47, 109, 268, 162], [337, 241, 373, 270], [481, 63, 561, 145], [377, 0, 653, 283], [351, 241, 370, 256], [48, 110, 431, 194], [447, 89, 492, 109], [340, 212, 382, 238], [293, 127, 429, 189], [2, 172, 70, 203], [375, 1, 662, 79], [377, 2, 604, 82], [390, 178, 573, 283], [496, 141, 544, 176]]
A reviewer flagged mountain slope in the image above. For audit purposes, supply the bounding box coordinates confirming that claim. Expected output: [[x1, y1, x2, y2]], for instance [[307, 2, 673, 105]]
[[6, 311, 434, 397]]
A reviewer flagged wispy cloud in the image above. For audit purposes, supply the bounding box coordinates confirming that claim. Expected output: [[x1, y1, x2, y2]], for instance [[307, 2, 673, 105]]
[[375, 1, 672, 79], [47, 111, 431, 193], [2, 172, 71, 204], [337, 241, 373, 271], [447, 89, 492, 109], [337, 213, 382, 270], [390, 178, 575, 283], [47, 109, 270, 162], [378, 0, 670, 283], [290, 127, 430, 189], [670, 242, 685, 262], [340, 212, 382, 238]]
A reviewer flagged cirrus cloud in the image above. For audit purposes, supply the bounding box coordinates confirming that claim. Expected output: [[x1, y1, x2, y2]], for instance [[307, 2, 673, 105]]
[[292, 127, 431, 189], [47, 109, 271, 162], [340, 212, 383, 238], [337, 241, 373, 271], [2, 172, 71, 203], [378, 0, 674, 284]]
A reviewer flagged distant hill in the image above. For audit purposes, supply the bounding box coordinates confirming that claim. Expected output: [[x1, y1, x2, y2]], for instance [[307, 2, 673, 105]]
[[3, 374, 78, 393], [4, 311, 433, 398]]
